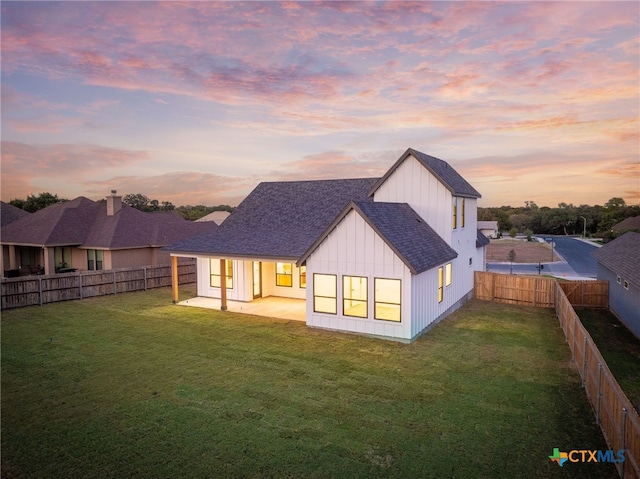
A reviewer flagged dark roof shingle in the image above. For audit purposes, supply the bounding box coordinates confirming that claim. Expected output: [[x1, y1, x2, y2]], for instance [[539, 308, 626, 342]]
[[369, 148, 481, 199], [167, 178, 379, 259], [299, 201, 458, 274], [1, 201, 31, 228], [592, 232, 640, 288]]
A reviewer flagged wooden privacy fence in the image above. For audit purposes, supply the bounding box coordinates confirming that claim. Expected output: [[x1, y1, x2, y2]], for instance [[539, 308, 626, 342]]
[[556, 282, 640, 479], [474, 271, 608, 309], [1, 263, 196, 310]]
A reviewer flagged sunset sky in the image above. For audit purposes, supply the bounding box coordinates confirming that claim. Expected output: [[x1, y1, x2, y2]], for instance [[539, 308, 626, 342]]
[[1, 1, 638, 208]]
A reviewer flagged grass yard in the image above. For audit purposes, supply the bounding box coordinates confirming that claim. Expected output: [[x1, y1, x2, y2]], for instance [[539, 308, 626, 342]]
[[487, 239, 560, 263], [1, 288, 617, 478], [578, 308, 640, 413]]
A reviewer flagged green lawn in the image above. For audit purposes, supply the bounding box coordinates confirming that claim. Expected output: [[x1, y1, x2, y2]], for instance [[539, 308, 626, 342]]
[[578, 308, 640, 413], [1, 288, 617, 478]]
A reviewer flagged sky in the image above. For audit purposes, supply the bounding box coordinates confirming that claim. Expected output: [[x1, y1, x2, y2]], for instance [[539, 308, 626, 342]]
[[1, 1, 639, 208]]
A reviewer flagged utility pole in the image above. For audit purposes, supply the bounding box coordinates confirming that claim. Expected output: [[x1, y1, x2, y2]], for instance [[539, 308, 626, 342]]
[[580, 216, 587, 238]]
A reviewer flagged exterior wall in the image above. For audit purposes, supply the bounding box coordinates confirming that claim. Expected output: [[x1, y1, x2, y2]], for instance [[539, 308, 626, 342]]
[[372, 155, 483, 319], [373, 155, 453, 243], [598, 264, 640, 339], [196, 257, 306, 302], [305, 210, 413, 340], [110, 248, 156, 269]]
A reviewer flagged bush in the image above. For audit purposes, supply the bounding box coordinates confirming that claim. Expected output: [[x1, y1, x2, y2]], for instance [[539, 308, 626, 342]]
[[509, 227, 517, 238]]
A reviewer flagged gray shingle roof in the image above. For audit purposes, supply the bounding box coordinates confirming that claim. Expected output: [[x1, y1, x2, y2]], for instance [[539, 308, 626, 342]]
[[167, 178, 379, 259], [1, 197, 217, 249], [369, 148, 481, 199], [476, 230, 490, 247], [612, 215, 640, 233], [299, 201, 458, 274], [1, 201, 31, 227], [592, 232, 640, 288]]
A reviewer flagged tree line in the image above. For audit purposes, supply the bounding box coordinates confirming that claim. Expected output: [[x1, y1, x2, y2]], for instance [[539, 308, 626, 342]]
[[8, 192, 234, 221], [479, 197, 640, 240]]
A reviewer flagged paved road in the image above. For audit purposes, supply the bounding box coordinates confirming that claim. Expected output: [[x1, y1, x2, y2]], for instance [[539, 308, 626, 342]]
[[486, 236, 599, 279], [541, 236, 598, 277]]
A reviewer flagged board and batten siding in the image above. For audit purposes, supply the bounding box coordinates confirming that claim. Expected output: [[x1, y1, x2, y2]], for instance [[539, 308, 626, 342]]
[[196, 257, 250, 301], [373, 154, 453, 243], [305, 209, 413, 340]]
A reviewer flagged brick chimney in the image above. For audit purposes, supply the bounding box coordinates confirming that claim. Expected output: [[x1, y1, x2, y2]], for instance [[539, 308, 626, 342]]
[[106, 190, 122, 216]]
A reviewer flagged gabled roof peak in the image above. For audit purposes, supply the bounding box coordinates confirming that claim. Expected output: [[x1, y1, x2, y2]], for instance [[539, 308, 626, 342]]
[[369, 148, 481, 199]]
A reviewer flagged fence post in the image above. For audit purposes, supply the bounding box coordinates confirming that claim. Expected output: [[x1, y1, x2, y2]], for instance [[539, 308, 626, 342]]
[[78, 271, 83, 299], [113, 271, 117, 295], [620, 407, 627, 478], [596, 363, 602, 423], [571, 312, 576, 362], [144, 267, 148, 291], [38, 277, 43, 306], [581, 335, 587, 387]]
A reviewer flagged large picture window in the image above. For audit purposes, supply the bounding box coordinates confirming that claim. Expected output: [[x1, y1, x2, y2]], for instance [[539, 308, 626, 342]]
[[87, 250, 104, 271], [343, 276, 367, 318], [374, 278, 401, 322], [276, 262, 293, 287], [210, 259, 233, 289], [54, 246, 72, 270], [313, 274, 337, 314]]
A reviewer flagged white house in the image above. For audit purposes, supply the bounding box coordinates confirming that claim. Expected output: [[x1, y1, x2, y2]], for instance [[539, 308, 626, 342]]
[[478, 221, 499, 239], [168, 148, 488, 341]]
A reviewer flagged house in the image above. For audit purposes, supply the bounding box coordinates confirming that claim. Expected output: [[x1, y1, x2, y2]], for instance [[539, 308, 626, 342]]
[[611, 216, 640, 236], [592, 232, 640, 339], [1, 201, 31, 227], [1, 192, 218, 277], [478, 220, 499, 239], [168, 148, 488, 341]]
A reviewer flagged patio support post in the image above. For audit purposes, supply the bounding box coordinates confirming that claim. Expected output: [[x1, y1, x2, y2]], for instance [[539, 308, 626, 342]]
[[220, 259, 228, 311], [171, 256, 179, 303]]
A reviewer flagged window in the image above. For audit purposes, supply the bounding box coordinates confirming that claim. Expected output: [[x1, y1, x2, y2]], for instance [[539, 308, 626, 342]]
[[300, 265, 307, 289], [343, 276, 367, 318], [87, 250, 104, 270], [624, 280, 629, 290], [314, 274, 337, 314], [445, 262, 452, 286], [438, 267, 444, 303], [461, 198, 465, 228], [54, 246, 72, 270], [210, 259, 233, 289], [452, 199, 457, 229], [276, 262, 293, 287], [617, 276, 622, 284], [374, 278, 401, 322]]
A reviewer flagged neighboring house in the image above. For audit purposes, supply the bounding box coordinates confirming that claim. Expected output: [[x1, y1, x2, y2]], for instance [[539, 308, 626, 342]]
[[592, 232, 640, 339], [1, 201, 31, 227], [477, 220, 499, 239], [168, 148, 488, 341], [1, 192, 218, 277], [611, 215, 640, 236], [195, 211, 230, 225]]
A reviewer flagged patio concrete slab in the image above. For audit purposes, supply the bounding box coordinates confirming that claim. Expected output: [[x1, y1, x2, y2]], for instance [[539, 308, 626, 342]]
[[178, 296, 306, 322]]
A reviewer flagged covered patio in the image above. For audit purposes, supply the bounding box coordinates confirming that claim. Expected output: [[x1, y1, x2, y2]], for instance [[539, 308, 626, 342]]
[[177, 295, 306, 322]]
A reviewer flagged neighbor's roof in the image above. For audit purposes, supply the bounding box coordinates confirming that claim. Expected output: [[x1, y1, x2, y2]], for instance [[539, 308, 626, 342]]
[[1, 201, 31, 228], [476, 230, 490, 247], [1, 197, 217, 249], [299, 200, 458, 274], [477, 221, 498, 230], [369, 148, 481, 199], [167, 178, 379, 259], [195, 211, 231, 225], [612, 215, 640, 232], [592, 232, 640, 288]]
